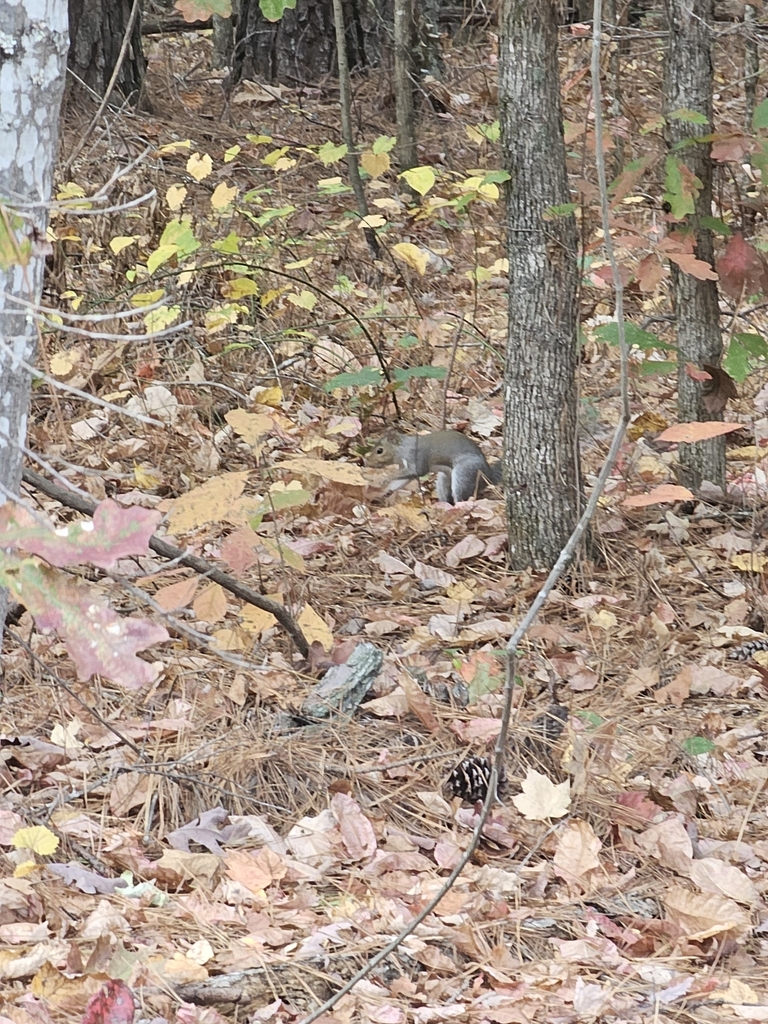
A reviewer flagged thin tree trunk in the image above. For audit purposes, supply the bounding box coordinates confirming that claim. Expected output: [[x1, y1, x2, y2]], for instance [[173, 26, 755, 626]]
[[665, 0, 725, 492], [394, 0, 417, 170], [0, 0, 69, 631], [499, 0, 581, 569]]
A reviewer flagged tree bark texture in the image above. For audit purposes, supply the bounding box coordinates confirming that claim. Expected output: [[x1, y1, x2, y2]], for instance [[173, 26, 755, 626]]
[[394, 0, 417, 170], [68, 0, 146, 105], [499, 0, 580, 569], [0, 0, 69, 629], [664, 0, 725, 491], [235, 0, 388, 85]]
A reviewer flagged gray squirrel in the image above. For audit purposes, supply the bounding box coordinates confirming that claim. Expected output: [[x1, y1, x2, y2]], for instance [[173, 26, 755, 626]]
[[365, 429, 502, 504]]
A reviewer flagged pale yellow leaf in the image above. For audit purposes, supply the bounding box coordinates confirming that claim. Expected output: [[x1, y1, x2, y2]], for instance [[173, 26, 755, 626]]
[[167, 471, 250, 533], [166, 184, 187, 211], [361, 150, 390, 178], [359, 214, 386, 229], [512, 769, 571, 821], [211, 182, 238, 211], [193, 583, 228, 623], [240, 604, 277, 634], [285, 290, 317, 310], [187, 152, 213, 182], [278, 457, 367, 487], [298, 604, 333, 650], [109, 235, 137, 255], [211, 628, 245, 651], [225, 409, 274, 444], [731, 552, 768, 573], [49, 351, 77, 378]]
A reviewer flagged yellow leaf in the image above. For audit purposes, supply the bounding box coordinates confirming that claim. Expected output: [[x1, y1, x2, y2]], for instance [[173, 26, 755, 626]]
[[359, 214, 386, 229], [731, 552, 768, 573], [211, 182, 238, 211], [225, 409, 274, 444], [465, 125, 486, 144], [240, 604, 277, 634], [285, 290, 317, 310], [49, 351, 77, 378], [253, 386, 283, 407], [223, 145, 241, 163], [144, 305, 181, 333], [134, 464, 163, 489], [278, 457, 367, 487], [361, 150, 390, 178], [400, 165, 436, 196], [159, 139, 192, 154], [222, 277, 258, 299], [14, 860, 39, 878], [391, 242, 429, 275], [131, 289, 165, 307], [187, 152, 213, 182], [205, 304, 244, 333], [284, 258, 314, 270], [166, 184, 187, 211], [12, 825, 60, 855], [272, 157, 296, 172], [263, 147, 289, 167], [109, 235, 137, 255], [146, 244, 178, 275], [298, 604, 333, 650], [167, 471, 250, 533]]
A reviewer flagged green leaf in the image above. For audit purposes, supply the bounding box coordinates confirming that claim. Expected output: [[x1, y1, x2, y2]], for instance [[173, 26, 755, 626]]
[[259, 0, 297, 21], [159, 218, 200, 258], [595, 322, 677, 352], [753, 98, 768, 130], [545, 203, 578, 219], [323, 367, 384, 391], [211, 231, 242, 254], [700, 216, 731, 236], [397, 333, 419, 349], [393, 365, 447, 381], [317, 141, 348, 165], [372, 135, 397, 155], [481, 169, 510, 185], [575, 710, 604, 728], [681, 735, 716, 756], [637, 360, 677, 377], [664, 155, 699, 219], [667, 107, 709, 126], [724, 331, 768, 382]]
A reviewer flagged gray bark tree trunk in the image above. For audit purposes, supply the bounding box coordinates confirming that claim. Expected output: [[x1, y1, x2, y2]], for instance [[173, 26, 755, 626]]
[[235, 0, 387, 85], [67, 0, 146, 106], [394, 0, 417, 170], [665, 0, 725, 491], [0, 0, 69, 629], [499, 0, 581, 569]]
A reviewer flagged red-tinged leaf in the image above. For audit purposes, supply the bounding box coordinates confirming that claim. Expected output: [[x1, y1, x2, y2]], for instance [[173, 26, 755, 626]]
[[2, 557, 168, 688], [716, 232, 768, 299], [622, 485, 695, 508], [0, 499, 160, 569], [656, 421, 743, 443], [174, 0, 231, 20], [685, 363, 712, 382], [710, 133, 752, 164], [81, 980, 135, 1024], [635, 253, 666, 292], [666, 251, 718, 280]]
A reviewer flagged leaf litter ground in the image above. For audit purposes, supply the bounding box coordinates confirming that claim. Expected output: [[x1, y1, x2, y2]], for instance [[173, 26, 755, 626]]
[[2, 21, 768, 1024]]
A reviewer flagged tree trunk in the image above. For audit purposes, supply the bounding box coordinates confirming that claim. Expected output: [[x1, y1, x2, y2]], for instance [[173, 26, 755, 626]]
[[0, 0, 69, 631], [394, 0, 417, 170], [235, 0, 387, 85], [68, 0, 146, 106], [664, 0, 725, 492], [499, 0, 581, 570]]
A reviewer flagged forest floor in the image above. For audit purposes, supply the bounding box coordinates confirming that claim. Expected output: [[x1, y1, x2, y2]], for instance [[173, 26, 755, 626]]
[[2, 16, 768, 1024]]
